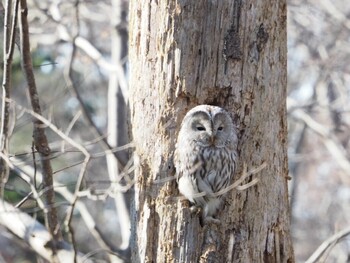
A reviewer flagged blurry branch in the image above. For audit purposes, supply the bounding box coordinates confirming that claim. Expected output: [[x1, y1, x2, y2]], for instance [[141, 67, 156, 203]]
[[62, 2, 83, 260], [106, 0, 130, 252], [33, 0, 129, 169], [2, 153, 129, 261], [288, 123, 307, 219], [0, 152, 47, 213], [288, 97, 350, 174], [288, 87, 317, 218], [63, 18, 127, 169], [319, 0, 350, 28], [6, 90, 133, 260], [9, 98, 90, 157], [62, 34, 128, 102], [59, 0, 130, 256], [12, 2, 132, 260], [62, 110, 82, 152], [6, 95, 98, 250], [327, 82, 346, 133], [19, 0, 61, 253], [305, 226, 350, 263], [0, 0, 19, 195], [32, 0, 128, 102], [0, 199, 93, 263], [61, 0, 131, 253]]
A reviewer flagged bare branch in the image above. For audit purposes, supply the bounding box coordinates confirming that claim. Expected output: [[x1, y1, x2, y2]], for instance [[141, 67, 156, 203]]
[[173, 162, 266, 201], [4, 153, 129, 261], [0, 151, 47, 215], [305, 226, 350, 263], [0, 0, 19, 195], [288, 97, 350, 174], [104, 0, 130, 252], [19, 0, 61, 251], [0, 199, 93, 263], [61, 110, 82, 153]]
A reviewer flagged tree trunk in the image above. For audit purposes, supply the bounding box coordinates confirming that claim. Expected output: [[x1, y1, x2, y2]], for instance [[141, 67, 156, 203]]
[[129, 0, 294, 262]]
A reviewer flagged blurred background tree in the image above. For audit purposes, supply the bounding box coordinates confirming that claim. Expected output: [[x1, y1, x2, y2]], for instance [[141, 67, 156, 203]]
[[288, 0, 350, 262]]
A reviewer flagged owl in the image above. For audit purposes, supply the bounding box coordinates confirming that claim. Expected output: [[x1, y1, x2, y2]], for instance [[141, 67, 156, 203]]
[[174, 105, 238, 223]]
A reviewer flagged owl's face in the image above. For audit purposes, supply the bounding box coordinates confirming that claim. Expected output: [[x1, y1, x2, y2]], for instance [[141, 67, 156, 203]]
[[178, 105, 237, 149]]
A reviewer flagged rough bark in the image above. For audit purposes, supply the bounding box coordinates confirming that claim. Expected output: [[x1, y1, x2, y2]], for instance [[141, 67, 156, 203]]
[[129, 0, 294, 262]]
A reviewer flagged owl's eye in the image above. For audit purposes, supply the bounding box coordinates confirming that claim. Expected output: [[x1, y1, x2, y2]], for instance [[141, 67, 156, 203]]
[[196, 126, 206, 131], [218, 126, 224, 131]]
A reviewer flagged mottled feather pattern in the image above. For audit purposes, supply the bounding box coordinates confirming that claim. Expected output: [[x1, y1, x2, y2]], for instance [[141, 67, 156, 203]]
[[174, 105, 238, 221]]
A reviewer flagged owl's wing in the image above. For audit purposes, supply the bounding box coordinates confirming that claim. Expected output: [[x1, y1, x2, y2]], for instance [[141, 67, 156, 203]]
[[197, 170, 216, 195], [178, 174, 206, 205]]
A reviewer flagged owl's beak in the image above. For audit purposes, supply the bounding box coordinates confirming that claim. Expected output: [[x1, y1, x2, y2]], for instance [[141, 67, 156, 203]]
[[209, 136, 215, 145]]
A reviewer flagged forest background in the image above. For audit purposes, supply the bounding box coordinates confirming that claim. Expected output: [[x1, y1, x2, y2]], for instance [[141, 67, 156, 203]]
[[0, 0, 350, 262]]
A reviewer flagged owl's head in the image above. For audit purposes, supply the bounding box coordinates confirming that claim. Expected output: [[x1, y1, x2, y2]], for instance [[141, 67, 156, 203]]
[[178, 105, 237, 149]]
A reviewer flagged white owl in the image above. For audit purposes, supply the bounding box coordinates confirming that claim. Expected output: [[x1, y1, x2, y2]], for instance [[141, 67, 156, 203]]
[[174, 105, 238, 223]]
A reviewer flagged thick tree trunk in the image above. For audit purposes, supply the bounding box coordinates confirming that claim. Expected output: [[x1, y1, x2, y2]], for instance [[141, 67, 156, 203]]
[[129, 0, 294, 262]]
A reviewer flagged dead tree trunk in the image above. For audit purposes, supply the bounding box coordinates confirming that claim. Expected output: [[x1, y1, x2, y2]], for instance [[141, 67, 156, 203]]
[[129, 0, 294, 262]]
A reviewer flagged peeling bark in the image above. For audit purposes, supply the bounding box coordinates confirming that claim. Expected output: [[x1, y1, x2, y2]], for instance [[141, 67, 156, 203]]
[[129, 0, 294, 262]]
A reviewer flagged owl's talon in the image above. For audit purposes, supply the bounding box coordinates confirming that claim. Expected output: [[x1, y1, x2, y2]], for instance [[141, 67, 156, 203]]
[[180, 199, 190, 207], [189, 205, 201, 215], [204, 216, 221, 225]]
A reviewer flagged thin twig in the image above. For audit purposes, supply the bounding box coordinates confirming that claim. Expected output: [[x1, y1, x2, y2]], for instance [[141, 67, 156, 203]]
[[0, 151, 47, 217], [32, 1, 128, 169], [0, 199, 94, 262], [5, 97, 90, 156], [305, 226, 350, 263], [288, 97, 350, 174], [62, 3, 91, 261], [19, 0, 62, 251], [175, 162, 266, 200], [61, 110, 82, 153], [6, 154, 128, 261]]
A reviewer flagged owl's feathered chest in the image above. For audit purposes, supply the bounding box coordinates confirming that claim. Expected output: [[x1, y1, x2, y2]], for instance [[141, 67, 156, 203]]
[[177, 142, 235, 179], [197, 147, 224, 172]]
